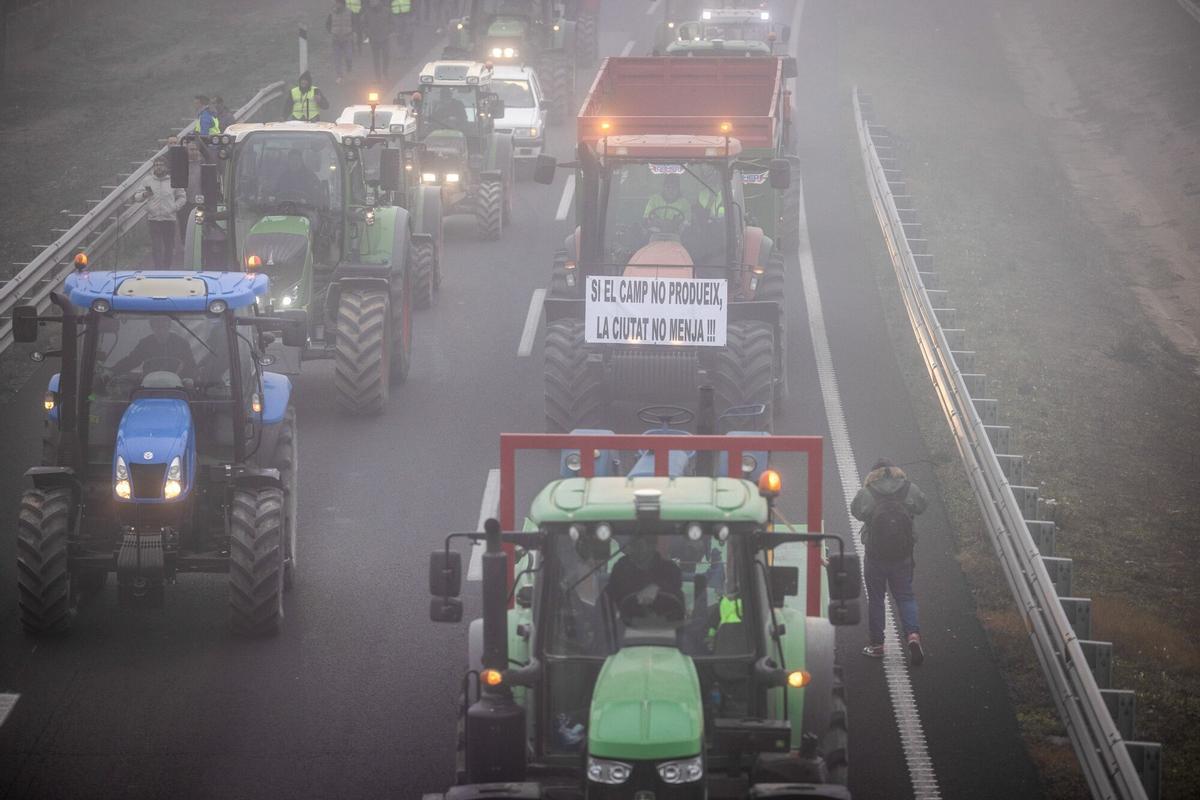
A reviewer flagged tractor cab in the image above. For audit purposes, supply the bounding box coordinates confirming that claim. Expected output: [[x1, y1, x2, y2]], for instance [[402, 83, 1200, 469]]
[[12, 267, 301, 633], [425, 431, 861, 798], [449, 0, 566, 64], [663, 7, 789, 56], [414, 61, 504, 156]]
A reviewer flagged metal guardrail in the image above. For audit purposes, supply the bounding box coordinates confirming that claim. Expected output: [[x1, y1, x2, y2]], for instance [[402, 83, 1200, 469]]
[[853, 87, 1160, 800], [0, 81, 287, 354], [1177, 0, 1200, 24]]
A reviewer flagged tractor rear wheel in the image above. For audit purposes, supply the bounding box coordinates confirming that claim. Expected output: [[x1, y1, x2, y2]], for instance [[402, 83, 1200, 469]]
[[709, 320, 775, 431], [544, 318, 605, 432], [390, 266, 413, 385], [546, 57, 575, 124], [825, 667, 850, 785], [780, 159, 802, 255], [755, 254, 789, 405], [412, 238, 437, 310], [272, 407, 299, 591], [228, 487, 285, 636], [576, 12, 599, 66], [17, 487, 74, 635], [334, 289, 391, 415], [476, 179, 504, 240]]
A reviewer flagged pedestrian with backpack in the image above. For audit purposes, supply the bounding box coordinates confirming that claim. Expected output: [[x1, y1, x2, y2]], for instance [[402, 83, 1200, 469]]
[[851, 458, 929, 664]]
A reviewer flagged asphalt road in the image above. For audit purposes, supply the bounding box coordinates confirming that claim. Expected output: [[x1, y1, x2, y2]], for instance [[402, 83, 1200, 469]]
[[0, 2, 1042, 798]]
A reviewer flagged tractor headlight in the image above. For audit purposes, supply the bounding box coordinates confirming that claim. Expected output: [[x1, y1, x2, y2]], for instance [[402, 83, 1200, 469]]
[[565, 451, 582, 472], [115, 456, 131, 499], [43, 391, 55, 411], [686, 522, 704, 541], [163, 456, 183, 500], [587, 756, 632, 785], [741, 453, 757, 474], [251, 393, 263, 415], [595, 522, 612, 542], [657, 755, 703, 784], [491, 47, 503, 57], [422, 172, 438, 184], [504, 47, 516, 58], [445, 172, 460, 183], [280, 295, 293, 307]]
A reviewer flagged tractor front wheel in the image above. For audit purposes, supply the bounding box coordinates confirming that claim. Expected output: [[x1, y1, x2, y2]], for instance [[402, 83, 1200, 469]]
[[334, 289, 392, 415], [17, 487, 74, 635], [709, 320, 776, 431], [228, 487, 285, 636], [544, 318, 605, 432], [476, 179, 504, 240], [412, 238, 437, 310], [272, 407, 299, 591], [576, 12, 599, 66]]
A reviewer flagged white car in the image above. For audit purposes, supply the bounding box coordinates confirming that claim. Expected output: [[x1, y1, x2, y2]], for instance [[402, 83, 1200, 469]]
[[489, 65, 549, 179]]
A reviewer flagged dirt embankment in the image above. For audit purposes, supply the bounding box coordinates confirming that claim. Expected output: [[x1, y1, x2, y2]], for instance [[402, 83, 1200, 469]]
[[840, 0, 1200, 796]]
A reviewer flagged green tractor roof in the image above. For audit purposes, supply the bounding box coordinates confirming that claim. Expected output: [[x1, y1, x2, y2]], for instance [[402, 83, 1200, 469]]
[[528, 476, 769, 525]]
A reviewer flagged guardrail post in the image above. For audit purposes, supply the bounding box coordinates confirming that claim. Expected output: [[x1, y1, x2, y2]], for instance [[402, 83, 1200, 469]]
[[941, 328, 966, 350], [982, 423, 1009, 453], [972, 397, 999, 426], [1060, 597, 1093, 639], [995, 453, 1025, 484], [1101, 689, 1136, 739], [950, 350, 975, 372], [298, 25, 308, 75], [1009, 485, 1039, 521], [962, 372, 987, 397], [1125, 742, 1162, 800], [1026, 520, 1055, 556], [1078, 639, 1112, 689]]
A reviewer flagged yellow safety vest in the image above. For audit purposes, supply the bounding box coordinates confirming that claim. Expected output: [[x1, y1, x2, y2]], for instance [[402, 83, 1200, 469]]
[[699, 187, 725, 218], [291, 86, 320, 121], [392, 0, 411, 13], [347, 0, 361, 11], [644, 194, 692, 224], [708, 595, 743, 638], [193, 113, 220, 136]]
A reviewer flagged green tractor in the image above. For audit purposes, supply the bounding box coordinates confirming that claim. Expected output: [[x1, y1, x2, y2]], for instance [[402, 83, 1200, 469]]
[[337, 96, 446, 308], [410, 61, 515, 240], [444, 0, 577, 122], [423, 417, 860, 799], [655, 5, 792, 57], [173, 121, 422, 415]]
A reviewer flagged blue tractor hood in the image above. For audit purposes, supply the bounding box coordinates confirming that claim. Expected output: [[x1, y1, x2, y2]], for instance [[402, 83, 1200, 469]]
[[113, 397, 196, 503]]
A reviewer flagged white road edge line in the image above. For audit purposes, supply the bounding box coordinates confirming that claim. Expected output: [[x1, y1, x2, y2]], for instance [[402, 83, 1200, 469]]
[[620, 39, 636, 57], [788, 1, 941, 796], [0, 693, 18, 729], [555, 172, 576, 222], [646, 0, 662, 15], [468, 469, 501, 581], [517, 288, 547, 357]]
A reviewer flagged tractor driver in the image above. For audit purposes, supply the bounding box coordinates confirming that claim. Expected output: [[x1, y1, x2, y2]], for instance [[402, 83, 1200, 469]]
[[111, 316, 196, 378], [643, 174, 692, 234], [427, 87, 469, 133], [272, 149, 324, 208], [606, 536, 684, 625]]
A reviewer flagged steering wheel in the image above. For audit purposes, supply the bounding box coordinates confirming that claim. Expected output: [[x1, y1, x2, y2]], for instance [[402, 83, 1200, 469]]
[[276, 200, 319, 217], [142, 356, 184, 374], [638, 404, 695, 429], [645, 204, 688, 233], [617, 588, 686, 624]]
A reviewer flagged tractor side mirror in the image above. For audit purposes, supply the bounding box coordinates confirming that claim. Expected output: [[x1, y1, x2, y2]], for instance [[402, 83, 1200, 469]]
[[378, 148, 401, 193], [12, 305, 39, 343], [200, 163, 221, 204], [781, 31, 795, 50], [828, 599, 861, 627], [827, 552, 862, 600], [485, 92, 505, 119], [430, 549, 462, 598], [430, 596, 464, 623], [769, 158, 791, 190], [169, 144, 189, 189], [533, 154, 558, 185], [768, 565, 799, 608]]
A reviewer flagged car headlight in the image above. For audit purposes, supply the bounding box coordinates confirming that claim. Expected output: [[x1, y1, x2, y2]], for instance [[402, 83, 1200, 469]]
[[422, 172, 438, 183], [587, 756, 632, 784], [445, 172, 460, 183], [115, 456, 131, 499], [163, 456, 183, 500], [657, 755, 703, 784]]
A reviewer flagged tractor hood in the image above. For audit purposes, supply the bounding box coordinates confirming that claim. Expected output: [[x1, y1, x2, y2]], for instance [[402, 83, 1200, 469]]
[[243, 217, 310, 304], [486, 17, 528, 38], [588, 646, 703, 760], [624, 240, 694, 279], [114, 397, 195, 503]]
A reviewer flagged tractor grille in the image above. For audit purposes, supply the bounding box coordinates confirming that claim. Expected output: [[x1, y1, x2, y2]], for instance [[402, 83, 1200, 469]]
[[129, 464, 165, 500], [609, 347, 698, 399]]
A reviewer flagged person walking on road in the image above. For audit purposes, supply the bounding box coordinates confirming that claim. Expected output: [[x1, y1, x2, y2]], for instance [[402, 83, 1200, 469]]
[[137, 158, 186, 268], [364, 0, 392, 82], [211, 95, 236, 134], [193, 95, 220, 136], [390, 0, 413, 48], [851, 458, 929, 665], [282, 71, 330, 122], [327, 0, 355, 84]]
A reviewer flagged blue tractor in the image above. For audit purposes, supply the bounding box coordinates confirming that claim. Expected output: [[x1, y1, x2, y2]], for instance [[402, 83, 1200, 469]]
[[11, 264, 303, 636]]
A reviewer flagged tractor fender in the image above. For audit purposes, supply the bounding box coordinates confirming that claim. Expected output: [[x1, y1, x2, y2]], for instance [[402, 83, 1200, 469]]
[[414, 185, 444, 250], [231, 467, 283, 491], [25, 466, 81, 496], [799, 614, 837, 750], [259, 373, 292, 426], [485, 132, 514, 175], [744, 225, 772, 271]]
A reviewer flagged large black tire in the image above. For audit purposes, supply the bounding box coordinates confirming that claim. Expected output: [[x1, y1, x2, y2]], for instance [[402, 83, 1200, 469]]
[[546, 57, 575, 124], [756, 253, 789, 405], [544, 318, 605, 433], [709, 320, 775, 431], [575, 12, 598, 66], [391, 265, 413, 385], [548, 253, 577, 300], [334, 289, 391, 415], [780, 158, 802, 255], [272, 407, 299, 591], [476, 179, 503, 240], [17, 487, 74, 635], [825, 667, 849, 785], [228, 487, 285, 636], [412, 238, 437, 310]]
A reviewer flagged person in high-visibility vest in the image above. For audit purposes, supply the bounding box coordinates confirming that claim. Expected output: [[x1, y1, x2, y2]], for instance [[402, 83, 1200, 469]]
[[698, 185, 725, 219], [346, 0, 363, 55], [644, 174, 692, 231], [281, 72, 330, 122], [192, 94, 221, 136], [327, 0, 355, 84], [391, 0, 413, 47]]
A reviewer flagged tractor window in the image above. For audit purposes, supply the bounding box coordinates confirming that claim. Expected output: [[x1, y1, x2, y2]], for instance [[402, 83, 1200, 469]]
[[601, 161, 729, 269], [424, 87, 478, 135], [492, 79, 534, 109], [86, 313, 238, 464]]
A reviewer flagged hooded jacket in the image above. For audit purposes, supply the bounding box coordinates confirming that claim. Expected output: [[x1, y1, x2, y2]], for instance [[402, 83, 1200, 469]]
[[136, 173, 186, 222], [850, 466, 928, 550], [281, 71, 329, 120]]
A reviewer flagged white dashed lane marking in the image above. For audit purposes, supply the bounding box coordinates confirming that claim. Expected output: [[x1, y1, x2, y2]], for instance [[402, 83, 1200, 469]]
[[467, 469, 500, 581], [517, 289, 546, 357], [555, 173, 575, 222], [0, 693, 18, 729]]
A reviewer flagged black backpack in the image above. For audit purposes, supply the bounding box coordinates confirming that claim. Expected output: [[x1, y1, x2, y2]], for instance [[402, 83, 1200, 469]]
[[866, 482, 914, 562]]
